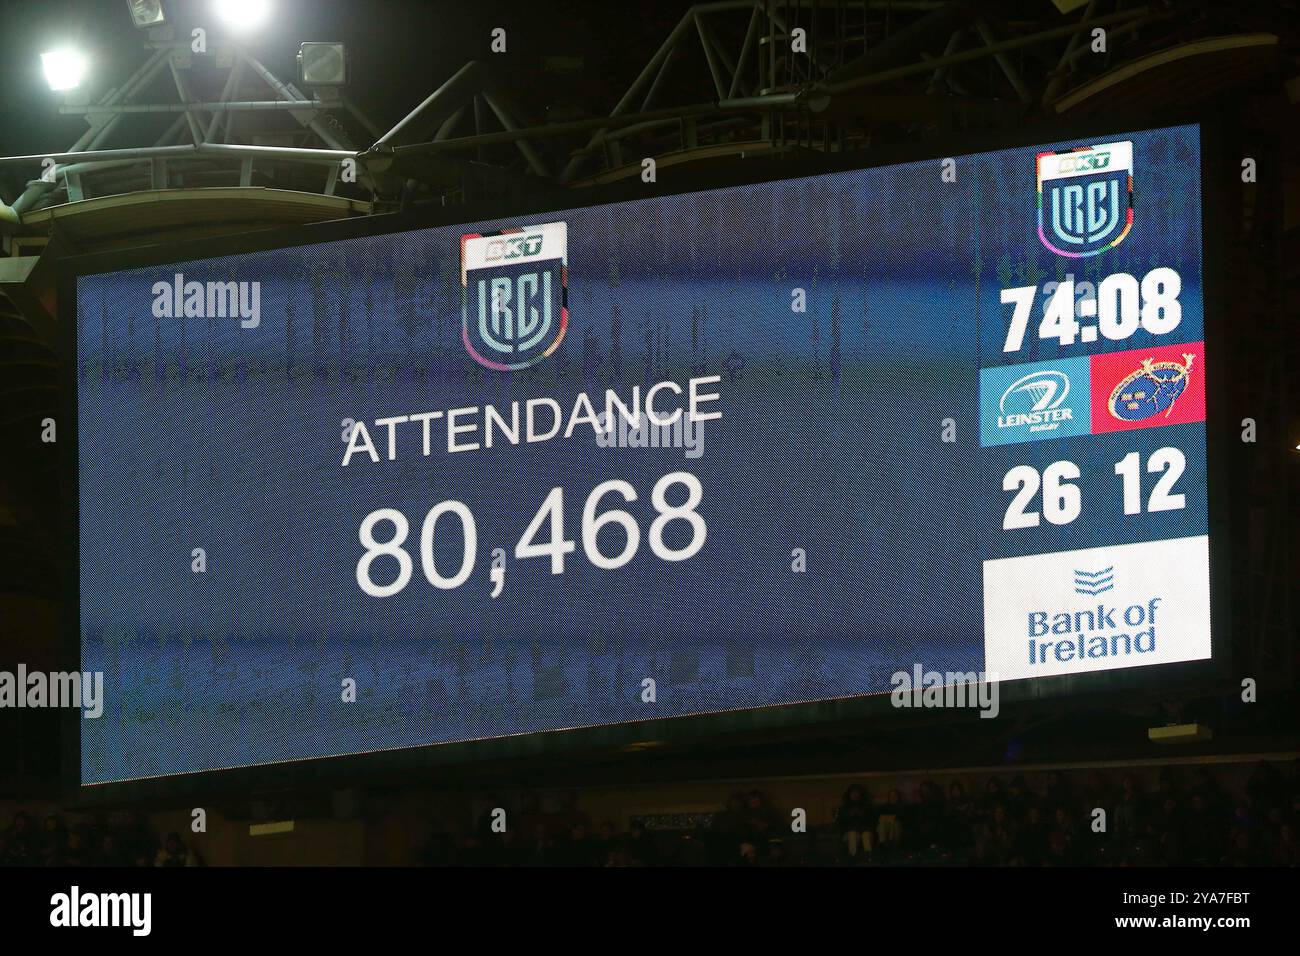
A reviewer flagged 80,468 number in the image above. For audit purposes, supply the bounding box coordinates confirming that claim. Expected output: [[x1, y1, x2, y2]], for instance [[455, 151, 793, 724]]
[[356, 472, 706, 598]]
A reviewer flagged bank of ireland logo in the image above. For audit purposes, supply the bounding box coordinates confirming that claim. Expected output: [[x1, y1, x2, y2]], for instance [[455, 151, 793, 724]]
[[1108, 352, 1194, 422], [1037, 140, 1133, 257], [461, 221, 568, 370], [1074, 566, 1114, 596]]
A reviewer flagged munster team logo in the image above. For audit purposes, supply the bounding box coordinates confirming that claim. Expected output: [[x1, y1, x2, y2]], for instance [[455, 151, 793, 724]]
[[461, 222, 568, 370], [1037, 140, 1133, 258], [1089, 341, 1205, 435], [1107, 352, 1194, 422]]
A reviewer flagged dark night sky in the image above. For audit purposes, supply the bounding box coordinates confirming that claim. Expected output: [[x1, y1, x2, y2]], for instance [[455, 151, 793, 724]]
[[0, 0, 701, 175]]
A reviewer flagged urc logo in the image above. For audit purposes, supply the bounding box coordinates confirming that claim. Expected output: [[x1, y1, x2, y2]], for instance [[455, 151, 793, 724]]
[[461, 222, 568, 371]]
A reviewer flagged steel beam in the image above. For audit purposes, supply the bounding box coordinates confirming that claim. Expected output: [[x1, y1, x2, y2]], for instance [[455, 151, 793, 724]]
[[206, 57, 245, 142], [374, 62, 486, 148], [826, 7, 1167, 94], [167, 56, 205, 145], [62, 100, 319, 115], [480, 91, 551, 178]]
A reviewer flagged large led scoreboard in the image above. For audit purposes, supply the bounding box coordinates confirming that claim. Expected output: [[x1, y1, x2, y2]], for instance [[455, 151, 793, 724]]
[[67, 123, 1219, 786]]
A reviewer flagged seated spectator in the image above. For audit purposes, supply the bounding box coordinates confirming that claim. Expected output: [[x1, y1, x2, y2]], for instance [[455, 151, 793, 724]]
[[526, 822, 558, 866], [1045, 828, 1073, 866], [1046, 806, 1080, 865], [1114, 774, 1146, 837], [558, 821, 601, 866], [419, 821, 452, 866], [1042, 771, 1074, 815], [491, 829, 522, 867], [449, 833, 485, 867], [555, 792, 590, 833], [945, 782, 974, 851], [712, 793, 748, 864], [740, 790, 779, 863], [1014, 805, 1047, 867], [517, 793, 548, 850], [1155, 797, 1185, 865], [1005, 775, 1034, 820], [975, 777, 1004, 827], [1190, 767, 1226, 817], [625, 819, 657, 866], [64, 830, 94, 867], [595, 820, 618, 863], [604, 842, 633, 867], [1226, 828, 1258, 867], [977, 803, 1015, 865], [912, 780, 947, 851], [1082, 771, 1113, 816], [1154, 766, 1182, 806], [1270, 822, 1298, 866], [40, 814, 67, 867], [762, 839, 788, 867], [1246, 760, 1285, 815], [2, 812, 39, 867], [117, 811, 156, 866], [1184, 793, 1224, 865], [97, 832, 129, 867], [836, 784, 875, 862], [876, 788, 905, 858], [155, 832, 199, 867]]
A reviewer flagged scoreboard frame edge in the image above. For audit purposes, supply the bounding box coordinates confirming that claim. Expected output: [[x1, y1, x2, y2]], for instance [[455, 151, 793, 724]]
[[57, 112, 1241, 807]]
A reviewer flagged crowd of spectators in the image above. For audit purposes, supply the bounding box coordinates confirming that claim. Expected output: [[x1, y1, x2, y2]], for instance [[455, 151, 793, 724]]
[[6, 760, 1297, 866], [820, 760, 1300, 867], [422, 759, 1300, 866], [420, 791, 666, 866], [0, 812, 200, 867]]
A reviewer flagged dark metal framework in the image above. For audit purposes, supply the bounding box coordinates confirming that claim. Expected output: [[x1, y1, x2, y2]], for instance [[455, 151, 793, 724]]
[[0, 1, 1280, 212]]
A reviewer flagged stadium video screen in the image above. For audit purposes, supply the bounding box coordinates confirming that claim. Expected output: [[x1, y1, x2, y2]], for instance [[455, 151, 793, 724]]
[[75, 123, 1211, 784]]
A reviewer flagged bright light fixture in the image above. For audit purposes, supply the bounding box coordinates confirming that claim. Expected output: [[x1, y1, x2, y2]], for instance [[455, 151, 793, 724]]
[[214, 0, 271, 32], [298, 42, 347, 86], [41, 49, 86, 91], [126, 0, 166, 28]]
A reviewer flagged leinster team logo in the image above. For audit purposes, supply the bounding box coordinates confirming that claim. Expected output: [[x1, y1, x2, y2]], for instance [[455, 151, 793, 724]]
[[1037, 140, 1133, 258], [1108, 353, 1194, 422], [461, 222, 568, 370]]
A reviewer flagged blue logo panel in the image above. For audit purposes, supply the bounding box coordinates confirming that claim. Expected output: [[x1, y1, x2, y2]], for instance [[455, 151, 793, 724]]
[[980, 357, 1092, 447], [1042, 171, 1129, 254]]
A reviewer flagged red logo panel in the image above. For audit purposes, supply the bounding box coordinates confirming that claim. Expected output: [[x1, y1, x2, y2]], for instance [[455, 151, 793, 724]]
[[1089, 341, 1205, 434]]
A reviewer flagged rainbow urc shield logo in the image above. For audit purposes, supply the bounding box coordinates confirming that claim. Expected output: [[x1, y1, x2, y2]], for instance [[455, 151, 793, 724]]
[[461, 222, 568, 370], [1037, 140, 1133, 257]]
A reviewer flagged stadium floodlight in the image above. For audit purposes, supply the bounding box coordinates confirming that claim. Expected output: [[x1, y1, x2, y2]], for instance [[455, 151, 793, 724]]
[[41, 49, 87, 91], [125, 0, 166, 28], [298, 42, 347, 87], [214, 0, 271, 32]]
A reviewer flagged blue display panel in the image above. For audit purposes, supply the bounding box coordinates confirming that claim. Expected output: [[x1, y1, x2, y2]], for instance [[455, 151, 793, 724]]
[[76, 124, 1210, 784]]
